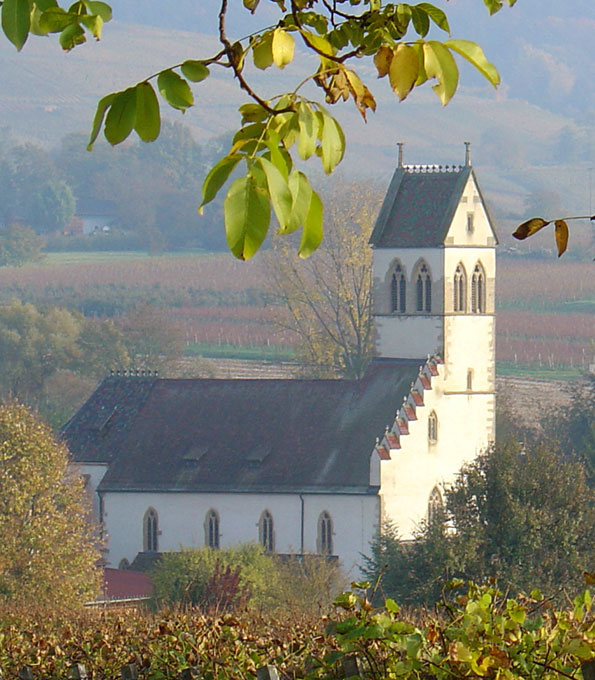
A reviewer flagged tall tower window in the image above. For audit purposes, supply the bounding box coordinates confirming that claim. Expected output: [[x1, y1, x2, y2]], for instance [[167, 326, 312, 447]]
[[428, 487, 444, 524], [428, 411, 438, 443], [259, 510, 274, 552], [466, 212, 475, 233], [471, 263, 486, 313], [467, 369, 474, 391], [318, 511, 333, 555], [205, 509, 220, 549], [453, 264, 467, 312], [390, 264, 406, 313], [143, 508, 159, 552], [415, 263, 431, 312]]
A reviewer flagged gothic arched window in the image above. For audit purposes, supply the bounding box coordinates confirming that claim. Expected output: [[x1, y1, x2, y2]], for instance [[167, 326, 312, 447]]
[[205, 509, 220, 549], [143, 508, 159, 552], [453, 264, 466, 312], [428, 411, 438, 444], [471, 263, 486, 313], [428, 487, 444, 524], [318, 511, 333, 555], [415, 263, 431, 312], [390, 264, 406, 313], [259, 510, 274, 552]]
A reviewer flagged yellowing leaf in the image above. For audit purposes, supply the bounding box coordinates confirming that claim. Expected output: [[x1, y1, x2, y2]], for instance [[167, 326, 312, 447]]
[[554, 219, 569, 257], [287, 169, 312, 234], [200, 154, 242, 211], [423, 40, 459, 105], [299, 189, 323, 258], [224, 174, 270, 260], [258, 156, 292, 232], [319, 111, 345, 174], [512, 217, 550, 240], [374, 45, 393, 78], [445, 39, 500, 87], [389, 44, 419, 101], [584, 571, 595, 585], [272, 27, 295, 69], [297, 103, 319, 160], [252, 32, 273, 70], [345, 70, 376, 119]]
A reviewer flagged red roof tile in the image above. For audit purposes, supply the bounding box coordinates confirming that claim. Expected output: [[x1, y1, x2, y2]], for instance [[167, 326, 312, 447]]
[[411, 391, 424, 406], [385, 433, 400, 450], [419, 375, 431, 390], [397, 419, 409, 435], [428, 363, 439, 376], [376, 446, 391, 460], [404, 405, 417, 420]]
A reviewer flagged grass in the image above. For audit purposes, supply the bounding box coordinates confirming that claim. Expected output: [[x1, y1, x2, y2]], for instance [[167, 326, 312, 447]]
[[42, 251, 206, 265], [496, 362, 587, 381], [185, 343, 296, 362]]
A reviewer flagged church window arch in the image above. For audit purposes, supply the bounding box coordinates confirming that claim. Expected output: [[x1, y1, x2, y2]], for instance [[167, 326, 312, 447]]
[[143, 508, 159, 552], [428, 411, 438, 444], [428, 487, 444, 524], [413, 261, 432, 313], [467, 369, 474, 391], [205, 509, 220, 549], [390, 262, 406, 313], [471, 262, 486, 313], [119, 558, 130, 570], [259, 510, 274, 552], [453, 264, 467, 312], [317, 511, 333, 555]]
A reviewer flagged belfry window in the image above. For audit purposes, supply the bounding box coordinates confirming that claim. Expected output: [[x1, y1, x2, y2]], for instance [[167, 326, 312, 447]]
[[471, 263, 486, 313], [416, 263, 431, 312], [259, 510, 274, 552], [453, 264, 466, 312], [205, 509, 220, 549], [390, 264, 406, 313], [318, 512, 333, 555], [143, 508, 159, 552]]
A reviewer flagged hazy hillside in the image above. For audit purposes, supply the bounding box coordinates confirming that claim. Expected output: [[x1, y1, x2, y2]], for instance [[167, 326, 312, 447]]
[[1, 0, 593, 254]]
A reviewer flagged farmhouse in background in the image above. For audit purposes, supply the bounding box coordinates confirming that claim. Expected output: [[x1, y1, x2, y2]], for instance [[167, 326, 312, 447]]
[[62, 148, 497, 576]]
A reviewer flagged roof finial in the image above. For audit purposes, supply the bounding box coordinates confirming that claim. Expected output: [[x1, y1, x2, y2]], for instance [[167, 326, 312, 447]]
[[464, 141, 471, 167], [397, 141, 404, 168]]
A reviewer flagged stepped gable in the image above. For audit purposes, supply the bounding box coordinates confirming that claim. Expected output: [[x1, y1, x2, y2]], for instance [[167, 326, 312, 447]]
[[96, 359, 420, 495], [61, 375, 157, 463], [370, 164, 471, 248]]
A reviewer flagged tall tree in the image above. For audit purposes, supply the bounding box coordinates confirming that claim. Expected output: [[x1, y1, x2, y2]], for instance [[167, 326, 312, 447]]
[[266, 182, 379, 378], [0, 403, 100, 606], [0, 0, 508, 258]]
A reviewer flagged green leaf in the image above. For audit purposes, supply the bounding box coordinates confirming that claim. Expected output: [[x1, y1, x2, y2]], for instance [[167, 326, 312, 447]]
[[299, 189, 323, 258], [134, 82, 160, 142], [252, 32, 273, 70], [104, 87, 137, 145], [258, 156, 292, 231], [243, 0, 260, 12], [287, 170, 312, 233], [84, 0, 111, 20], [2, 0, 31, 51], [80, 13, 102, 39], [297, 103, 319, 160], [239, 103, 268, 123], [38, 7, 73, 33], [389, 44, 419, 101], [416, 3, 450, 32], [87, 92, 115, 150], [410, 6, 430, 38], [59, 21, 85, 50], [157, 69, 194, 112], [34, 0, 59, 10], [423, 40, 459, 105], [320, 111, 345, 174], [199, 155, 242, 211], [271, 27, 295, 68], [445, 39, 500, 87], [224, 174, 271, 260], [181, 60, 210, 82], [385, 598, 400, 613]]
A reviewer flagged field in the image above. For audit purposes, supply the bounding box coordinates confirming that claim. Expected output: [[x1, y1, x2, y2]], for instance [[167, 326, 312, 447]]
[[0, 252, 593, 380]]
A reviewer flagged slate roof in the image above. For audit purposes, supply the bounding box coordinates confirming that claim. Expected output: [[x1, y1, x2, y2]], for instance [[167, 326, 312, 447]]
[[370, 165, 472, 247], [63, 360, 420, 494]]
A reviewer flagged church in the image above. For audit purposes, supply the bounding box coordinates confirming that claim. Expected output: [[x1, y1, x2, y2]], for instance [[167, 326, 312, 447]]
[[62, 148, 497, 576]]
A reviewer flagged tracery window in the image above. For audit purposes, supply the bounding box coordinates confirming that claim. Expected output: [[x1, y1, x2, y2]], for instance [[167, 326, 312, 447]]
[[471, 263, 486, 313], [428, 487, 444, 524], [428, 411, 438, 444], [318, 511, 333, 555], [415, 263, 431, 312], [390, 264, 406, 313], [205, 509, 220, 549], [259, 510, 274, 552], [143, 508, 159, 552], [453, 264, 466, 312]]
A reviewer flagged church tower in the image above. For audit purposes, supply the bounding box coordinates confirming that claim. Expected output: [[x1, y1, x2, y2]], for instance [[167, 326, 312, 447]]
[[369, 145, 497, 535]]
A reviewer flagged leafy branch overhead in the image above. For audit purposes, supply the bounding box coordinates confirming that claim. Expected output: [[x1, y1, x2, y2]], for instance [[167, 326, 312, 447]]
[[2, 0, 515, 259], [513, 215, 595, 257]]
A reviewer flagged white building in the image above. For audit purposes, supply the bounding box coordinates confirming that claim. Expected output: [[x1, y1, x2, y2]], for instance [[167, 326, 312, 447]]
[[63, 151, 497, 576]]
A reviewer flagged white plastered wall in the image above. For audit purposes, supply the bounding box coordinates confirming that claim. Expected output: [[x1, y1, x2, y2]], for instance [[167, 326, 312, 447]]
[[102, 490, 379, 577], [75, 462, 108, 518]]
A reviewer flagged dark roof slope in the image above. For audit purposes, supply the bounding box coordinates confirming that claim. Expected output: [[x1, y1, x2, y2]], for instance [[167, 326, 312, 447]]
[[370, 166, 471, 248], [65, 360, 419, 494], [61, 377, 156, 463]]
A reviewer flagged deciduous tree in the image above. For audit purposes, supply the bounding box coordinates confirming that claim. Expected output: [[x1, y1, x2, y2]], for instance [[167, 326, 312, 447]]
[[0, 403, 100, 606]]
